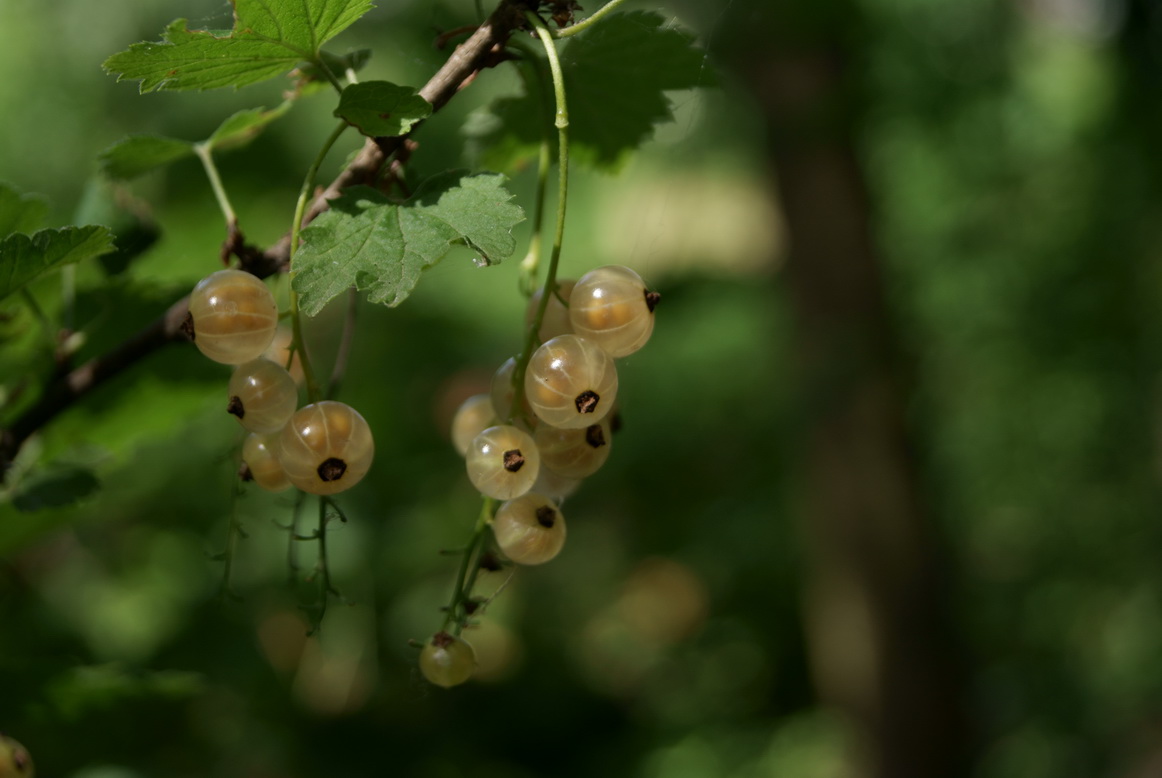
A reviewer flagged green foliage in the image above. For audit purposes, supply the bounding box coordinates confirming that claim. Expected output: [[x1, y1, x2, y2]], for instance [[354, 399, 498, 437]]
[[334, 81, 432, 138], [99, 103, 293, 180], [102, 0, 373, 92], [0, 216, 114, 303], [467, 12, 713, 171], [11, 465, 101, 512], [0, 183, 49, 236], [292, 173, 525, 315]]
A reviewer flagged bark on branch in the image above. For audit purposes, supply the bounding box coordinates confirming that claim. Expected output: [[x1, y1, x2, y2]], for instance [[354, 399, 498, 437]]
[[0, 0, 530, 476]]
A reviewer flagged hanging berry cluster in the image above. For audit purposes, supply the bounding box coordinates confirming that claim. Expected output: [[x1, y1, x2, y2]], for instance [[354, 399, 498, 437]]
[[419, 265, 660, 688]]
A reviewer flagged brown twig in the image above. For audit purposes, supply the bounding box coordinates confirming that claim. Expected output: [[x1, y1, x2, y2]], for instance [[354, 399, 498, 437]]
[[0, 0, 530, 478]]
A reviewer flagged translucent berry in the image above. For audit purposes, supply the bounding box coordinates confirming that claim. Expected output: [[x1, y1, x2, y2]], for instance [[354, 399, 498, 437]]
[[0, 734, 33, 778], [278, 401, 374, 495], [242, 433, 291, 492], [535, 419, 612, 479], [451, 394, 496, 456], [227, 358, 298, 434], [493, 493, 566, 565], [526, 279, 576, 343], [524, 334, 618, 429], [188, 269, 279, 365], [569, 265, 658, 358], [490, 357, 533, 425], [419, 631, 476, 688], [466, 425, 539, 500], [532, 466, 582, 502]]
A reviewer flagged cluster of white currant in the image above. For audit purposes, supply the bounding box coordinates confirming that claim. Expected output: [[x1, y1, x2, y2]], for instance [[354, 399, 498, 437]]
[[186, 269, 374, 496], [0, 733, 32, 778], [420, 265, 659, 687]]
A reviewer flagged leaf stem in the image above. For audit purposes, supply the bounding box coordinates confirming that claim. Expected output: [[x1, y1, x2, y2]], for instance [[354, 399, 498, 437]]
[[507, 39, 555, 296], [289, 120, 349, 404], [510, 10, 571, 422], [193, 143, 237, 229], [552, 0, 632, 38]]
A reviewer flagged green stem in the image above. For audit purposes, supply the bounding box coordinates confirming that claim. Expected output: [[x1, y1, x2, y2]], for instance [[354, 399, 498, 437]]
[[442, 496, 496, 635], [193, 143, 237, 228], [552, 0, 632, 38], [288, 120, 349, 404], [508, 39, 555, 296], [510, 11, 571, 422]]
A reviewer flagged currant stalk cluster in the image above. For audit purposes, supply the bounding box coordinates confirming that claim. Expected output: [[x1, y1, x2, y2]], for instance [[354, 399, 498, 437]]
[[420, 264, 660, 687]]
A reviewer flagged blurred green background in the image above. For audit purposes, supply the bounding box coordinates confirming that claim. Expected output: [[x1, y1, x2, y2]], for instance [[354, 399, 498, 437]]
[[3, 0, 1162, 776]]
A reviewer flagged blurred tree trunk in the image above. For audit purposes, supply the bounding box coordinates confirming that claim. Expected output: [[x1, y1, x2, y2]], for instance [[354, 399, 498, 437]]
[[721, 3, 970, 776]]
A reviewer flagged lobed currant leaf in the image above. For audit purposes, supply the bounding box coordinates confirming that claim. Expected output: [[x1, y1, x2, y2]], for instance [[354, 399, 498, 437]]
[[0, 226, 115, 302], [0, 182, 50, 238], [103, 0, 373, 92], [292, 172, 525, 316], [466, 11, 715, 170], [334, 81, 432, 138]]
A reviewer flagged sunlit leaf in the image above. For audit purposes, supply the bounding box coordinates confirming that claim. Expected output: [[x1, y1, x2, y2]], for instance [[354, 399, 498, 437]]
[[0, 226, 115, 302], [334, 81, 432, 137]]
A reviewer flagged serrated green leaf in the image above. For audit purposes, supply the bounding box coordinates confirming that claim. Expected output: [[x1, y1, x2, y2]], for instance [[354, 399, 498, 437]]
[[467, 11, 714, 170], [0, 226, 115, 302], [12, 466, 101, 512], [292, 173, 525, 315], [99, 135, 195, 180], [334, 81, 432, 137], [208, 101, 293, 151], [0, 183, 49, 238], [104, 0, 373, 92]]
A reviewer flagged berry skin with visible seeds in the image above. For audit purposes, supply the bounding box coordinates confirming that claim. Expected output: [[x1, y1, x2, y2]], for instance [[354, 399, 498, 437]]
[[278, 401, 374, 495], [451, 394, 496, 456], [241, 433, 291, 493], [228, 358, 298, 434], [569, 265, 658, 358], [524, 334, 618, 429], [465, 424, 540, 500], [492, 493, 566, 565], [188, 269, 279, 365], [535, 419, 612, 479], [419, 631, 476, 688]]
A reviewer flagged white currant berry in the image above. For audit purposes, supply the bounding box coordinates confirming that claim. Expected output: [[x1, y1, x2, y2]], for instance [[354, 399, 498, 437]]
[[278, 401, 374, 495], [490, 357, 533, 425], [451, 394, 496, 456], [188, 269, 279, 365], [492, 493, 566, 565], [526, 279, 576, 343], [466, 424, 539, 500], [531, 466, 582, 502], [524, 334, 618, 429], [535, 419, 612, 479], [419, 631, 476, 688], [0, 734, 32, 778], [242, 433, 291, 493], [227, 358, 298, 434], [569, 265, 658, 358]]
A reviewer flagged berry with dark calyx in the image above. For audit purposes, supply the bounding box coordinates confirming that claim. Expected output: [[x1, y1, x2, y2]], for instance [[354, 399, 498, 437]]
[[524, 334, 618, 429], [535, 419, 612, 479], [466, 425, 540, 500], [569, 265, 657, 358], [278, 401, 374, 495], [492, 493, 566, 565], [188, 268, 279, 365], [241, 433, 292, 492], [0, 734, 33, 778], [451, 394, 496, 456], [419, 631, 476, 688], [227, 358, 298, 434], [526, 279, 576, 343]]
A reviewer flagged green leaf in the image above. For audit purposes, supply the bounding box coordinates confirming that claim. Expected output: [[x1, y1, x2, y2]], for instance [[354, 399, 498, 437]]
[[0, 226, 115, 302], [334, 81, 432, 137], [207, 101, 294, 151], [295, 48, 371, 87], [99, 135, 195, 180], [12, 465, 101, 512], [0, 183, 49, 238], [467, 11, 714, 170], [103, 0, 373, 92], [292, 173, 525, 315]]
